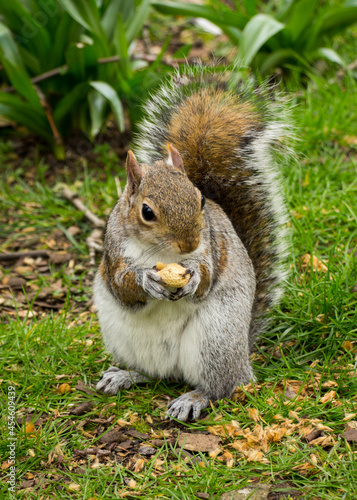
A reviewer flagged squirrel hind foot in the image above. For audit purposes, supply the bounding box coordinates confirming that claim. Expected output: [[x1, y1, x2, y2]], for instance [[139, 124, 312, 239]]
[[166, 390, 210, 421], [96, 367, 150, 394]]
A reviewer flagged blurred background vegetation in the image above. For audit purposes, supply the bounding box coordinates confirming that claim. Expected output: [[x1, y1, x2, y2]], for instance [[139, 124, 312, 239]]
[[0, 0, 356, 159]]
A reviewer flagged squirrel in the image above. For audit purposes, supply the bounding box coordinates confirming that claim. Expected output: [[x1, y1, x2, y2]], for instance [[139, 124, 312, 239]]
[[93, 68, 291, 421]]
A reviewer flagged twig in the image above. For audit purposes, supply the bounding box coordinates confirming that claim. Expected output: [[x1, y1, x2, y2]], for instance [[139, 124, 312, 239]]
[[62, 187, 105, 228], [86, 229, 104, 266], [114, 176, 122, 198], [34, 85, 64, 147], [0, 250, 50, 262]]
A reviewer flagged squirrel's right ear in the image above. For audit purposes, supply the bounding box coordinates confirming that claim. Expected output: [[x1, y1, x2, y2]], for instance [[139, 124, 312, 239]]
[[125, 150, 143, 197]]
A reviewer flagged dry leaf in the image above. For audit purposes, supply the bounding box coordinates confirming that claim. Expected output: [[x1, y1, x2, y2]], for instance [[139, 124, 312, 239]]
[[300, 253, 328, 273], [247, 407, 260, 422], [343, 414, 357, 422], [342, 341, 353, 351], [220, 484, 270, 500], [343, 428, 357, 443], [25, 422, 35, 434], [58, 383, 71, 394], [320, 390, 336, 403], [134, 458, 146, 473], [177, 432, 221, 452], [68, 483, 81, 491]]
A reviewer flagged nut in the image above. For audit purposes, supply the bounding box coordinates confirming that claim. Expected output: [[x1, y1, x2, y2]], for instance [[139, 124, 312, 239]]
[[156, 263, 190, 288]]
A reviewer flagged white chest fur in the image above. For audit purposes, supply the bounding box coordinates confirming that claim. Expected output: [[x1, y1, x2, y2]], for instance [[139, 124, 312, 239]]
[[93, 272, 203, 386]]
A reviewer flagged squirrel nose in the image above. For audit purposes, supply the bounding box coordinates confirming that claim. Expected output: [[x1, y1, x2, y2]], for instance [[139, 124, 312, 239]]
[[178, 239, 200, 254]]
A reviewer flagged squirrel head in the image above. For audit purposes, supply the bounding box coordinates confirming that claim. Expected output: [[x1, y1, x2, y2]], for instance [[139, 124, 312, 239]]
[[122, 145, 205, 255]]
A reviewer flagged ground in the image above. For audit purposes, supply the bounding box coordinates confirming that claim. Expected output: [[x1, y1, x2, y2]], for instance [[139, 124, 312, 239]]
[[1, 27, 357, 500]]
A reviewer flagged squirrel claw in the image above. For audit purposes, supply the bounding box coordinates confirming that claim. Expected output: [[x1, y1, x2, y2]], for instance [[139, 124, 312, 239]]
[[166, 390, 210, 421]]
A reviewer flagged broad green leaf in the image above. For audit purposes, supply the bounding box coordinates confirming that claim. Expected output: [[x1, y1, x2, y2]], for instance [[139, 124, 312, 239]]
[[113, 14, 132, 80], [317, 48, 345, 67], [245, 0, 256, 16], [89, 81, 124, 132], [259, 48, 307, 74], [0, 22, 41, 107], [285, 0, 319, 43], [58, 0, 104, 37], [88, 89, 107, 137], [152, 1, 249, 30], [0, 0, 51, 64], [318, 6, 357, 37], [52, 13, 83, 68], [101, 0, 123, 41], [239, 14, 285, 66], [66, 42, 98, 79], [0, 93, 51, 140], [53, 83, 88, 124], [126, 0, 152, 45]]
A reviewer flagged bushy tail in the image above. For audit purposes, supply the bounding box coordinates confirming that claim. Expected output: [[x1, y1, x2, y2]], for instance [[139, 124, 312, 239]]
[[134, 67, 292, 346]]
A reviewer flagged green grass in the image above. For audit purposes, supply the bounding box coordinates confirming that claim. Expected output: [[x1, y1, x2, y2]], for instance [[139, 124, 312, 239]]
[[1, 70, 357, 499]]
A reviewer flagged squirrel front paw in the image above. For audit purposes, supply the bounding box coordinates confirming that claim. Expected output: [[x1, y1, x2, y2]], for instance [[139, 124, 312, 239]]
[[96, 367, 150, 394], [166, 390, 210, 421], [139, 268, 171, 300], [171, 262, 200, 300]]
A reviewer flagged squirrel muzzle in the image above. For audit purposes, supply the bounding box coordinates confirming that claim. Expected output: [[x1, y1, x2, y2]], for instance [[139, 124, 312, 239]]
[[176, 238, 201, 255]]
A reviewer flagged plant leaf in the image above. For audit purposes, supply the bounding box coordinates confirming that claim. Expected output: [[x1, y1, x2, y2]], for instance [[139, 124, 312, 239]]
[[89, 81, 124, 132], [0, 92, 50, 140], [152, 1, 248, 30], [88, 89, 107, 138], [126, 0, 152, 45], [58, 0, 104, 37], [317, 48, 345, 67], [0, 22, 41, 107], [239, 14, 285, 66]]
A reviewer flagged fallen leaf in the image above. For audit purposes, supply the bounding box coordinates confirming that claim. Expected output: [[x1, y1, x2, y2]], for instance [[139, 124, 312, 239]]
[[320, 390, 336, 403], [98, 429, 128, 444], [68, 483, 81, 491], [343, 428, 357, 443], [25, 423, 35, 434], [133, 458, 146, 473], [220, 484, 270, 500], [178, 432, 221, 452], [300, 253, 328, 273], [342, 341, 353, 351], [247, 407, 260, 422], [285, 385, 297, 400], [69, 401, 94, 416], [58, 383, 71, 394]]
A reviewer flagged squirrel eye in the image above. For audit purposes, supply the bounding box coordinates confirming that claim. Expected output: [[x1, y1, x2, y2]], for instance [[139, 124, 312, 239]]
[[142, 203, 156, 222], [201, 194, 206, 210]]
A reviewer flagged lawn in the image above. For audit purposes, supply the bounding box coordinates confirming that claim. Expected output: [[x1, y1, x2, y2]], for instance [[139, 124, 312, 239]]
[[1, 67, 357, 500]]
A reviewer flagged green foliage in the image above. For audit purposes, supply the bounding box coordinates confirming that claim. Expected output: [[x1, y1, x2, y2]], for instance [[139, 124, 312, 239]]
[[153, 0, 357, 74], [0, 0, 166, 158]]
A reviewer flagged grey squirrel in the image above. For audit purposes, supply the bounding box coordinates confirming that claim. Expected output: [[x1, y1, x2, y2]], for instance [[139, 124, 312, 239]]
[[93, 68, 290, 421]]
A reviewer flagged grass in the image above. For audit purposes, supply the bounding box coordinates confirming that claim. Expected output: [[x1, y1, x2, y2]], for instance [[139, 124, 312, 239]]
[[0, 69, 357, 499]]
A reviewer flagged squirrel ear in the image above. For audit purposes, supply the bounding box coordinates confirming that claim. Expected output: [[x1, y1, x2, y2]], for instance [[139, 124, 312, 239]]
[[167, 144, 185, 173], [125, 150, 142, 196]]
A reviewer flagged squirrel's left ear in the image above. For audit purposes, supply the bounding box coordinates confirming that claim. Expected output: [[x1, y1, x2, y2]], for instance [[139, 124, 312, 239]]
[[167, 144, 185, 173], [125, 150, 142, 198]]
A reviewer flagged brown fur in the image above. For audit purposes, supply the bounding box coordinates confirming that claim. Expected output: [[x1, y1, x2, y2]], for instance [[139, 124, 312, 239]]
[[100, 252, 147, 308]]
